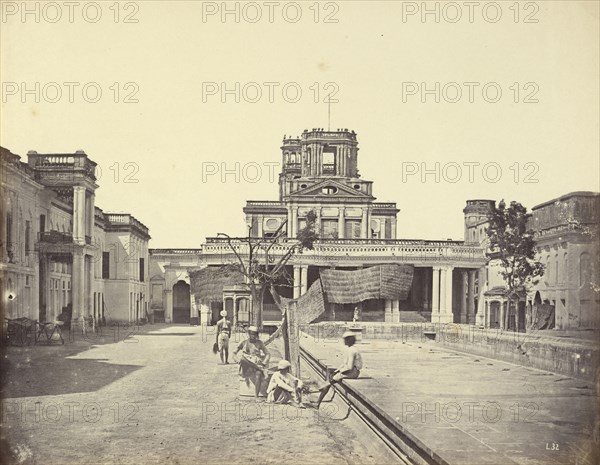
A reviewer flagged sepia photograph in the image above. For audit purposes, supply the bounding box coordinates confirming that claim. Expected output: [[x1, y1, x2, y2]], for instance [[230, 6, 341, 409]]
[[1, 1, 599, 464]]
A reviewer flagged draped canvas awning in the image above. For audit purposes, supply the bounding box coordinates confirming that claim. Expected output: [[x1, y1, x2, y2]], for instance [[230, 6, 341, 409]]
[[320, 264, 414, 304], [295, 264, 414, 324]]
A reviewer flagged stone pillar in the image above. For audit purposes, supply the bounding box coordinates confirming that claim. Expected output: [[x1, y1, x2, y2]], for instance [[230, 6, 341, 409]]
[[72, 251, 85, 323], [165, 289, 173, 323], [499, 299, 506, 330], [287, 207, 293, 238], [337, 207, 345, 239], [460, 271, 468, 323], [392, 299, 400, 323], [87, 193, 95, 240], [315, 207, 321, 236], [200, 303, 211, 325], [439, 266, 454, 324], [361, 208, 368, 239], [384, 299, 392, 322], [73, 186, 86, 245], [257, 215, 263, 238], [391, 218, 397, 239], [190, 291, 199, 325], [86, 255, 93, 317], [339, 146, 345, 176], [431, 267, 440, 320], [467, 270, 476, 324], [293, 266, 301, 299], [291, 207, 298, 238], [300, 266, 308, 295]]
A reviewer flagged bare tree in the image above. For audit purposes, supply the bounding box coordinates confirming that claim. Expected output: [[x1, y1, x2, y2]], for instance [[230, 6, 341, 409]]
[[217, 210, 318, 328]]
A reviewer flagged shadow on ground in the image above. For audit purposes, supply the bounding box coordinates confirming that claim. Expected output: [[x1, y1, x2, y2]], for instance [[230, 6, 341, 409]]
[[0, 324, 173, 398]]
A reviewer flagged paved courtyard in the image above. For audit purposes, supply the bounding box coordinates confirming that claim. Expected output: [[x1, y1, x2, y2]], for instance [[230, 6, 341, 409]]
[[300, 332, 600, 465], [1, 324, 396, 465]]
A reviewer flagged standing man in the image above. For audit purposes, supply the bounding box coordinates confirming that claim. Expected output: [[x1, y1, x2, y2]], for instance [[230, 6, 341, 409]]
[[234, 326, 271, 401], [216, 310, 232, 364], [315, 331, 362, 408]]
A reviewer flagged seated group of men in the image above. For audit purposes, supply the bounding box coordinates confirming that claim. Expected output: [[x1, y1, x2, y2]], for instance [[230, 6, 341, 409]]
[[219, 318, 362, 408]]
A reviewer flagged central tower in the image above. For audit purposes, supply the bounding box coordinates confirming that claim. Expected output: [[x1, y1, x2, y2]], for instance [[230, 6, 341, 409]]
[[279, 128, 362, 200]]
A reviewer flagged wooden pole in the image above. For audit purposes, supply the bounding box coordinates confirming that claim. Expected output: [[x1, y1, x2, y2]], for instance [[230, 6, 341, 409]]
[[286, 300, 301, 378]]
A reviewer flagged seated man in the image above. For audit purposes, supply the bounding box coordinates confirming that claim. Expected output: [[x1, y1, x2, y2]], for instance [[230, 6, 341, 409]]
[[267, 360, 304, 406], [315, 331, 362, 408], [234, 325, 270, 401]]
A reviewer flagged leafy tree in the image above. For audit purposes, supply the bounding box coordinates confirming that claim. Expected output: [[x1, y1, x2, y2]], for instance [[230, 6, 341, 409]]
[[486, 200, 545, 330], [218, 210, 318, 328]]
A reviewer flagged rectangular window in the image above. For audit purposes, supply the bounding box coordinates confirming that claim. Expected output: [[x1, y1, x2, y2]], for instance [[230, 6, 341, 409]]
[[39, 214, 45, 234], [102, 252, 110, 279], [345, 220, 361, 239], [297, 218, 307, 235], [139, 258, 145, 282], [321, 219, 338, 239]]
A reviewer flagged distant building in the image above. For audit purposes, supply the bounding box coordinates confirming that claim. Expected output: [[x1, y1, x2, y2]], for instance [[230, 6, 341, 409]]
[[474, 193, 599, 330], [1, 147, 150, 326], [150, 129, 487, 326]]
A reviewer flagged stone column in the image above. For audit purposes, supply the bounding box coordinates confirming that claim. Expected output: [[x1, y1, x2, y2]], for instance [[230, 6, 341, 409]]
[[337, 207, 345, 239], [291, 207, 298, 238], [460, 271, 468, 323], [287, 207, 293, 238], [467, 270, 476, 324], [361, 208, 368, 239], [315, 207, 321, 236], [72, 251, 85, 324], [384, 299, 392, 322], [339, 146, 345, 176], [300, 266, 308, 295], [165, 289, 173, 323], [431, 267, 440, 320], [499, 299, 506, 330], [439, 266, 454, 324], [87, 193, 95, 241], [392, 299, 400, 323], [257, 215, 263, 238], [200, 303, 211, 325], [73, 186, 86, 245], [86, 255, 93, 317], [391, 218, 397, 239], [293, 266, 301, 299]]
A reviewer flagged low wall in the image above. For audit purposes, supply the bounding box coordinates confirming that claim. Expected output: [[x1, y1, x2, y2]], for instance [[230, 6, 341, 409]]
[[305, 322, 600, 382]]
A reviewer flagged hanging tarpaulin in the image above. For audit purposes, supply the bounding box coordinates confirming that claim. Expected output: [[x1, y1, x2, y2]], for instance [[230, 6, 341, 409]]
[[295, 279, 326, 324], [319, 264, 414, 304], [189, 266, 245, 304]]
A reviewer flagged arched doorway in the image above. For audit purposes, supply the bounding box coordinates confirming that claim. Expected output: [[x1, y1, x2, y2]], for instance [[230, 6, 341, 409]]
[[172, 281, 190, 324]]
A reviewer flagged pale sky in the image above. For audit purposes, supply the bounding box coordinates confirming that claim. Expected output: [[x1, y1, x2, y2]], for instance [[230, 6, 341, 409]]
[[2, 1, 599, 247]]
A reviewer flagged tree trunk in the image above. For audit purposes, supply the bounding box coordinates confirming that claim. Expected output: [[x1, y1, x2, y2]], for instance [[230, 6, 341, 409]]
[[251, 284, 266, 329]]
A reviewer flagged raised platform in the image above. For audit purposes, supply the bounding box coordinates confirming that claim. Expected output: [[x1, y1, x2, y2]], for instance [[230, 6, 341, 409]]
[[300, 331, 599, 465], [303, 322, 600, 381]]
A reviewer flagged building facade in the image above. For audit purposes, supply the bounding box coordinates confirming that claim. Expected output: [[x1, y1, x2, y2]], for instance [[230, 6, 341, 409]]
[[472, 193, 600, 330], [149, 129, 487, 326], [1, 147, 150, 327]]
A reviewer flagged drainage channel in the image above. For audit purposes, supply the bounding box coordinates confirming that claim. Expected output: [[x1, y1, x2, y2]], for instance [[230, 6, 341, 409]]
[[300, 345, 450, 465]]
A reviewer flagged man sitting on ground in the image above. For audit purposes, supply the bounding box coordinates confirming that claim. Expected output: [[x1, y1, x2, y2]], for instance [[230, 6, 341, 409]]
[[267, 360, 304, 406]]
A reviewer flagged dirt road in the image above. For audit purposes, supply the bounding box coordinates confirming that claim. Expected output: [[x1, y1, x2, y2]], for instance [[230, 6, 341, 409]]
[[1, 324, 398, 465]]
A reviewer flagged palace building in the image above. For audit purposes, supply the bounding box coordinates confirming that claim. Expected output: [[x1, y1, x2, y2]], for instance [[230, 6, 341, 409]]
[[1, 147, 150, 327], [149, 129, 489, 327], [3, 130, 597, 332]]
